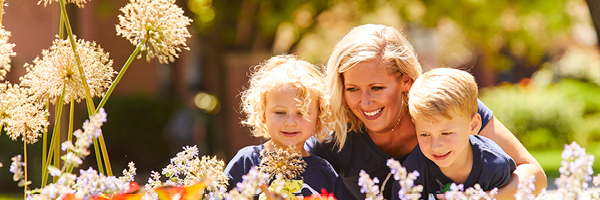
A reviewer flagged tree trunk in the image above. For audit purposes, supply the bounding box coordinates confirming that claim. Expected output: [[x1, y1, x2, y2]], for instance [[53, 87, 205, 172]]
[[587, 0, 600, 49]]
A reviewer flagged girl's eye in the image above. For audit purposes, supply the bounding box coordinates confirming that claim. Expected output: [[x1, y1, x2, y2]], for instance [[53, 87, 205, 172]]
[[275, 111, 286, 115], [419, 133, 429, 137], [442, 132, 452, 135], [345, 87, 358, 92], [297, 111, 304, 116]]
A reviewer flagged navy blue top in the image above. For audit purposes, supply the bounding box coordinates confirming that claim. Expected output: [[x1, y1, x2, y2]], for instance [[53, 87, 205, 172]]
[[392, 135, 516, 200], [224, 144, 338, 198], [305, 100, 494, 200]]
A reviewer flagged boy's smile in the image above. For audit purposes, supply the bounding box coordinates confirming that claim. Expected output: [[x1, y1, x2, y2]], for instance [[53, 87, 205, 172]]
[[414, 113, 481, 181]]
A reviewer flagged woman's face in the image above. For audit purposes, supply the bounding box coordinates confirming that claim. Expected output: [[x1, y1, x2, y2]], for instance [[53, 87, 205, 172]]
[[342, 60, 411, 135]]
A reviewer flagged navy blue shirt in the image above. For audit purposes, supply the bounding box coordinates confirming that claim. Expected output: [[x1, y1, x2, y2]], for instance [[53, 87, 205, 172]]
[[224, 144, 338, 198], [392, 135, 516, 200], [305, 100, 493, 200]]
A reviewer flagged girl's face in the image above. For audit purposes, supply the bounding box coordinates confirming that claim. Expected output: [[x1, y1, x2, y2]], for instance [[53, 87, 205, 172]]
[[342, 60, 411, 135], [264, 84, 318, 153]]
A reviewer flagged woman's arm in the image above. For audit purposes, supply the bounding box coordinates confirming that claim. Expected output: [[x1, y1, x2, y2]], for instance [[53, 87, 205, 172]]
[[479, 116, 547, 199]]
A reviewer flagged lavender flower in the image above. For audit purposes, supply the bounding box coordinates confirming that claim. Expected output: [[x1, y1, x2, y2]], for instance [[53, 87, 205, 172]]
[[555, 142, 595, 199], [444, 183, 466, 200], [358, 169, 383, 200], [10, 155, 25, 182], [515, 175, 537, 200], [72, 167, 129, 199], [387, 159, 422, 200], [228, 166, 270, 199], [61, 108, 107, 167]]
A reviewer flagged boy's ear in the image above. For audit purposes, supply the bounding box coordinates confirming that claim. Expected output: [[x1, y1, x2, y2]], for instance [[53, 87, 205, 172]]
[[470, 113, 482, 135]]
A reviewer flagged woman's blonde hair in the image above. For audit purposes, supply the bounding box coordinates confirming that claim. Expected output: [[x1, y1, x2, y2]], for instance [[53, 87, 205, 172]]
[[408, 68, 478, 123], [240, 54, 334, 142], [326, 24, 423, 150]]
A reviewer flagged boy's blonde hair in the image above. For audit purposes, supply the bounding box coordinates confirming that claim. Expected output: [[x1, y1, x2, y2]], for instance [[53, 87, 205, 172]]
[[327, 24, 423, 149], [408, 68, 478, 122], [240, 54, 333, 142]]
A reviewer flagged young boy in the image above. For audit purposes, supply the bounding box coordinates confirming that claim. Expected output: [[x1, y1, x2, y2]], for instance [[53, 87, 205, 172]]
[[224, 54, 338, 199], [392, 68, 516, 200]]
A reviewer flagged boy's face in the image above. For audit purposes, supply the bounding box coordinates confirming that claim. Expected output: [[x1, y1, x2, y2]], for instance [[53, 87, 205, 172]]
[[414, 113, 481, 170], [264, 84, 319, 153]]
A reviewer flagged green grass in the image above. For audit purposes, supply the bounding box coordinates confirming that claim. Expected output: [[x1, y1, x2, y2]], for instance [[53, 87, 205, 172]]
[[531, 143, 600, 179], [0, 194, 23, 200]]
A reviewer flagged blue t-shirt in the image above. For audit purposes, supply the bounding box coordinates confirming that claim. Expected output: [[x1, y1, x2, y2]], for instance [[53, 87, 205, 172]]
[[392, 135, 516, 200], [305, 100, 493, 200], [224, 144, 338, 198]]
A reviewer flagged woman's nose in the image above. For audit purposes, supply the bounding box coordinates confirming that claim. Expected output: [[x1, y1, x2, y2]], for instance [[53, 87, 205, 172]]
[[360, 91, 373, 107]]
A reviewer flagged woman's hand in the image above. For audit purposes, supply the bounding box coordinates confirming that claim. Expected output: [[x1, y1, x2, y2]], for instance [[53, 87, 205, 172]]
[[479, 116, 547, 199]]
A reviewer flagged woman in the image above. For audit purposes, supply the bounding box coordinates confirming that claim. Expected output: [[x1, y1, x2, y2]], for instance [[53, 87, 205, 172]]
[[305, 24, 546, 199]]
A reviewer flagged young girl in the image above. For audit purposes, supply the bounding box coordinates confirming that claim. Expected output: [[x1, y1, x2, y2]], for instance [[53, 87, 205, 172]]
[[224, 54, 338, 199]]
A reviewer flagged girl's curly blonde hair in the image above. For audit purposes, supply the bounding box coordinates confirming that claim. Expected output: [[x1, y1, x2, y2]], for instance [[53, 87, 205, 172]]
[[240, 54, 333, 142]]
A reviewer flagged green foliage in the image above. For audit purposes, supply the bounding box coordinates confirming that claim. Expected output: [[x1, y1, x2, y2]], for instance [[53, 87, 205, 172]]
[[480, 79, 600, 150]]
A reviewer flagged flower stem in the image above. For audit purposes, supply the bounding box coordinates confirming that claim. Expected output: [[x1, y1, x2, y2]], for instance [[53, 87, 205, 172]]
[[92, 38, 145, 177], [23, 139, 28, 199], [93, 137, 104, 174], [42, 86, 66, 186], [96, 39, 145, 110], [58, 0, 95, 116], [68, 98, 74, 142], [0, 0, 4, 26], [40, 95, 50, 187]]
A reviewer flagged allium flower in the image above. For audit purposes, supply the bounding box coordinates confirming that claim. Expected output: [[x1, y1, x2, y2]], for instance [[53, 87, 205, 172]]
[[555, 142, 595, 198], [358, 170, 383, 200], [0, 27, 16, 81], [116, 0, 192, 64], [185, 155, 229, 199], [37, 0, 89, 8], [258, 144, 306, 181], [0, 83, 49, 144], [387, 159, 422, 200], [21, 36, 115, 104], [515, 175, 536, 200]]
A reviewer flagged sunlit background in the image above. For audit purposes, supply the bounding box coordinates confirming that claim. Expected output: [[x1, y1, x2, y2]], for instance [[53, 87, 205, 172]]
[[1, 0, 599, 193]]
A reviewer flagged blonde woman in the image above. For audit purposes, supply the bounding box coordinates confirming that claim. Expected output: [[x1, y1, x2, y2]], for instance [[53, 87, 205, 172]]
[[305, 24, 546, 200]]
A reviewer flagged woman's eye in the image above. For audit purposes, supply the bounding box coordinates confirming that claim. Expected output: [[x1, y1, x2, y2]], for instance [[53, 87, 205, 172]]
[[372, 86, 383, 91], [345, 87, 358, 92]]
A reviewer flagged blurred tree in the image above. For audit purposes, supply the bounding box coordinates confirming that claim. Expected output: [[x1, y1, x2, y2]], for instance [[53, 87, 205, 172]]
[[182, 0, 595, 158], [587, 0, 600, 46]]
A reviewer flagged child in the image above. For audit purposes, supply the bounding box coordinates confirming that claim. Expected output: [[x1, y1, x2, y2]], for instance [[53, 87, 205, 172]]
[[392, 68, 516, 200], [224, 54, 338, 198]]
